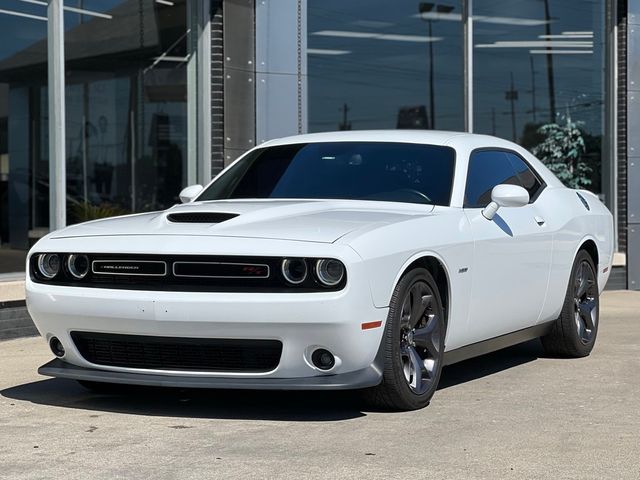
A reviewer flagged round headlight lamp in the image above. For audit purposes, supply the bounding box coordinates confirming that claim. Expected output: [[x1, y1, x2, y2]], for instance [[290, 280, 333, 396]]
[[37, 254, 61, 279], [281, 258, 308, 285], [315, 259, 345, 286], [67, 254, 89, 279]]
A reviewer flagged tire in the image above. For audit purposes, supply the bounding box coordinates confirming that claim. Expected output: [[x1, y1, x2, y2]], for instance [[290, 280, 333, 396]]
[[541, 249, 599, 357], [363, 268, 445, 411]]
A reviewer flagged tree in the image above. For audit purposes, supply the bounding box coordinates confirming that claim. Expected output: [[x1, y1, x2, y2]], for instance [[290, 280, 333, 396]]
[[532, 118, 592, 189]]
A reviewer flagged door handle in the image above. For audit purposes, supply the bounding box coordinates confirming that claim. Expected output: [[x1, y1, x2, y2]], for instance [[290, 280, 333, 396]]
[[534, 216, 546, 226]]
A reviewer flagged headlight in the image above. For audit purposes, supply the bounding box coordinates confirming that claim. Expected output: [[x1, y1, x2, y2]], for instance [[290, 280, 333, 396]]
[[315, 259, 345, 286], [37, 254, 60, 279], [67, 254, 89, 279], [281, 258, 308, 284]]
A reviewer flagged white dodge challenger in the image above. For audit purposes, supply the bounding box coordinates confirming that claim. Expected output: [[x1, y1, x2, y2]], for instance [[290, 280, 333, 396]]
[[27, 130, 613, 410]]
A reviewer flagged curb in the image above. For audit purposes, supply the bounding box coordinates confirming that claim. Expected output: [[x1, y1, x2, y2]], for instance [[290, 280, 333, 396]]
[[0, 301, 38, 341]]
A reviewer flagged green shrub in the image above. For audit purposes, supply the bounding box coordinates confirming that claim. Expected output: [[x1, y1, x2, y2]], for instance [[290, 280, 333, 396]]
[[532, 119, 592, 189]]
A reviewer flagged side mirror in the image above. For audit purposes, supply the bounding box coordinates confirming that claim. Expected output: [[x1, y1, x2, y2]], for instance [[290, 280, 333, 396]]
[[179, 184, 203, 203], [482, 184, 529, 220]]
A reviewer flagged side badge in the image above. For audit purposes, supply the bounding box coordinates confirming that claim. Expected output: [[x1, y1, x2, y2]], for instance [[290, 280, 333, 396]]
[[458, 267, 468, 274]]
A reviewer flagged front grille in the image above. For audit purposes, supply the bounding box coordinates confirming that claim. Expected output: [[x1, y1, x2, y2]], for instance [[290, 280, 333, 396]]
[[173, 261, 270, 278], [167, 212, 238, 223], [30, 253, 347, 292], [71, 332, 282, 373]]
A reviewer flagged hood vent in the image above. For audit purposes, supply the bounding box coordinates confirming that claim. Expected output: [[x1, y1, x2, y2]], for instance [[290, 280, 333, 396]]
[[167, 212, 239, 223]]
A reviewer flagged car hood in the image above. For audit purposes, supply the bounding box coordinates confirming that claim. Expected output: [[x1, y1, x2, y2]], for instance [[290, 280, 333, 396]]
[[50, 199, 434, 244]]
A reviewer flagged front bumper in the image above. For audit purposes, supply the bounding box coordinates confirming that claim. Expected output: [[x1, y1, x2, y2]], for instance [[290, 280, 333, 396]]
[[26, 245, 388, 388]]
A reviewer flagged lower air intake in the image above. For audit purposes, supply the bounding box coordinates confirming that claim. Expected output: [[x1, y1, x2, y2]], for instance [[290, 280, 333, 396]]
[[71, 332, 282, 373]]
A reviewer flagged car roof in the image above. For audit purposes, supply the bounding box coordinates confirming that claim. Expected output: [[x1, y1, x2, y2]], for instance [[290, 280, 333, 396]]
[[261, 129, 516, 149]]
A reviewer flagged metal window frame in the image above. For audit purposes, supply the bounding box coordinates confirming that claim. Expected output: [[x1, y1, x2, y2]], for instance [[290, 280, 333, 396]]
[[47, 0, 66, 230], [627, 0, 640, 289], [463, 0, 473, 133], [605, 0, 619, 252]]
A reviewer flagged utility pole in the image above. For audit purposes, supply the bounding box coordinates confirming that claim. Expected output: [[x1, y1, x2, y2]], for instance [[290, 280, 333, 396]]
[[529, 55, 538, 123], [428, 18, 435, 129], [338, 103, 351, 130], [505, 72, 519, 142], [491, 108, 496, 136], [419, 3, 455, 129]]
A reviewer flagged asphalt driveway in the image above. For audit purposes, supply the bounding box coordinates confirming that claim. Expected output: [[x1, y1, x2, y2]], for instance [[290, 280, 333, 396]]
[[1, 291, 639, 479]]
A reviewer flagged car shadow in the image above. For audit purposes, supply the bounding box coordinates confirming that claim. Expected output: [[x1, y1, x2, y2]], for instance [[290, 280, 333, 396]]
[[1, 339, 544, 420], [438, 338, 544, 389]]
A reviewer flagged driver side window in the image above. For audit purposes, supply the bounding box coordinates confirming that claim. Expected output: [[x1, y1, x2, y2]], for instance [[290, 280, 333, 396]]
[[464, 150, 543, 208]]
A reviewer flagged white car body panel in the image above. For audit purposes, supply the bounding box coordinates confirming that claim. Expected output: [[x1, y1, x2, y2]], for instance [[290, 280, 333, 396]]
[[26, 130, 614, 389]]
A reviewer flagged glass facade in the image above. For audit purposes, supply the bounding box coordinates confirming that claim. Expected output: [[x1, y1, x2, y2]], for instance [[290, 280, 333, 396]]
[[0, 0, 622, 276], [307, 0, 609, 201], [63, 0, 190, 223], [307, 0, 464, 132], [0, 2, 49, 269], [473, 0, 605, 195], [0, 0, 194, 273]]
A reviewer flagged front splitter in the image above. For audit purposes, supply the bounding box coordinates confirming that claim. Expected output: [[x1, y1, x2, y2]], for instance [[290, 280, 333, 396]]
[[38, 359, 383, 391]]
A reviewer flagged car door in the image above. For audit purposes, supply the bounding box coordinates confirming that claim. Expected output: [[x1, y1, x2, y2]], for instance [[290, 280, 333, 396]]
[[461, 149, 553, 345]]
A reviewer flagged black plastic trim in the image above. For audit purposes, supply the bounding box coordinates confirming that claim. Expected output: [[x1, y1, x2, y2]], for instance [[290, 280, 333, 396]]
[[29, 253, 346, 293], [443, 321, 554, 366], [166, 212, 239, 223], [38, 358, 383, 390], [576, 192, 591, 211], [71, 332, 283, 373]]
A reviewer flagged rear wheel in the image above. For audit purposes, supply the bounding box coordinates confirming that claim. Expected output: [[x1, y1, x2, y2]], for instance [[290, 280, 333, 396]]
[[364, 268, 445, 411], [541, 249, 599, 357]]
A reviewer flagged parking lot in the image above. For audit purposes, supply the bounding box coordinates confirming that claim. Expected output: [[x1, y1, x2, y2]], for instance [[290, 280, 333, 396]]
[[1, 290, 639, 480]]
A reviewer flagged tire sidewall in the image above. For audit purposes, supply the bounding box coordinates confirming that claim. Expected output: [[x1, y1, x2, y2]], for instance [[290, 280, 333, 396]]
[[384, 268, 445, 409], [562, 250, 599, 355]]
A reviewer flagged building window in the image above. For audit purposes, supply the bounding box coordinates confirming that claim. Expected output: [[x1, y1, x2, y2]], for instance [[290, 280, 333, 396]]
[[307, 0, 464, 132], [473, 0, 606, 200], [0, 1, 48, 258], [63, 0, 191, 224], [306, 0, 609, 209]]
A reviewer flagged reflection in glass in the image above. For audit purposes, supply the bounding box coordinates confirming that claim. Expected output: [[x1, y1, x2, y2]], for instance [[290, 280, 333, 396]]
[[307, 0, 463, 132], [473, 0, 604, 196], [0, 2, 48, 257], [198, 142, 457, 206], [63, 0, 189, 223]]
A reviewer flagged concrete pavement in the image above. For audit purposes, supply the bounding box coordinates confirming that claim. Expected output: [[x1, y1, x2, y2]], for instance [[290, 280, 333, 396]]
[[1, 291, 639, 479]]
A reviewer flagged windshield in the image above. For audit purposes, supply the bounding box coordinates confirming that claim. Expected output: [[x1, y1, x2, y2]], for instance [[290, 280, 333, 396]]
[[197, 141, 456, 205]]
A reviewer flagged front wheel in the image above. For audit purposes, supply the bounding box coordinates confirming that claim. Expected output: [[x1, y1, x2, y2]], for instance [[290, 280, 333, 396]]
[[364, 268, 445, 411], [541, 249, 599, 357]]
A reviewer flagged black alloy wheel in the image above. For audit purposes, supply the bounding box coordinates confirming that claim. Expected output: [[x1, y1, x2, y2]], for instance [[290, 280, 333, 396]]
[[364, 268, 445, 411], [572, 259, 598, 344], [541, 249, 599, 357]]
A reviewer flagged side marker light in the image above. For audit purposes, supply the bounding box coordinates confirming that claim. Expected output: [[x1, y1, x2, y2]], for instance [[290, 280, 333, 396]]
[[361, 320, 383, 330]]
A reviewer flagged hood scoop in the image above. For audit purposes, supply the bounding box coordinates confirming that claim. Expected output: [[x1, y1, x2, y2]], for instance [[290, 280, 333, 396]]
[[167, 212, 239, 223]]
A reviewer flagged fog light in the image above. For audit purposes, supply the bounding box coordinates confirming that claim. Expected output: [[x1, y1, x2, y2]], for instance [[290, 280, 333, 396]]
[[67, 254, 89, 279], [38, 254, 60, 279], [311, 348, 335, 370], [49, 337, 65, 357]]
